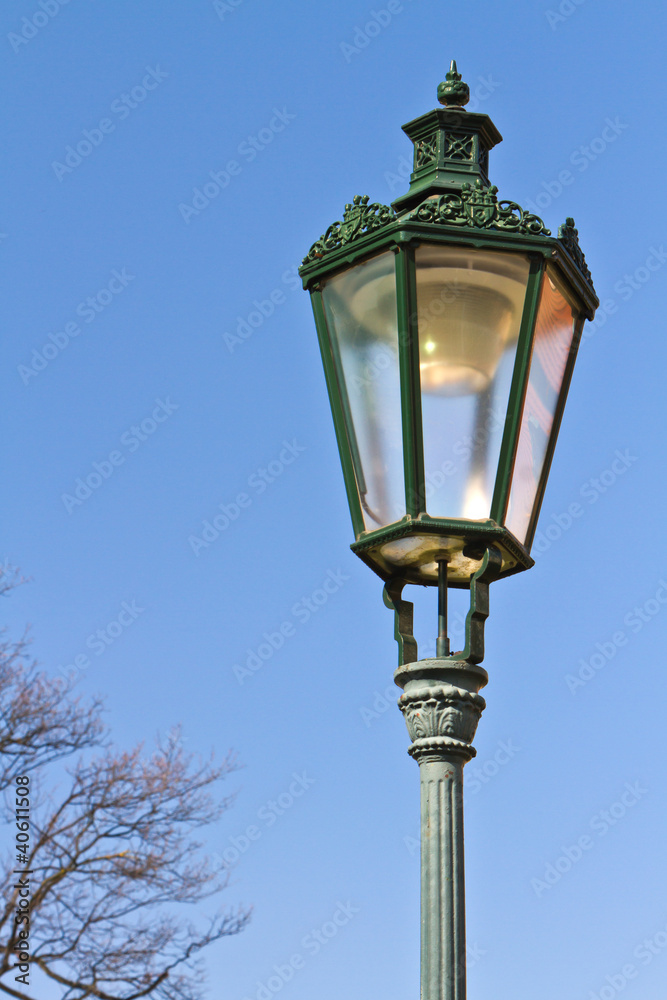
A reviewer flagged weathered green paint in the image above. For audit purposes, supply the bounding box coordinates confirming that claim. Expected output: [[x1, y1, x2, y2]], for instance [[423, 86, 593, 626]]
[[383, 577, 418, 666], [418, 757, 467, 1000], [392, 548, 501, 1000], [458, 546, 502, 662], [385, 545, 502, 667]]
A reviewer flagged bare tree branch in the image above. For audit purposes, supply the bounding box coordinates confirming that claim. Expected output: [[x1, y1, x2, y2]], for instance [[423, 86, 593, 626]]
[[0, 566, 103, 791], [0, 568, 251, 999]]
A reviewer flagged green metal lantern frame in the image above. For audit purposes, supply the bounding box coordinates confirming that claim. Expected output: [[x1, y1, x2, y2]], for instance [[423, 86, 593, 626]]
[[299, 70, 598, 591]]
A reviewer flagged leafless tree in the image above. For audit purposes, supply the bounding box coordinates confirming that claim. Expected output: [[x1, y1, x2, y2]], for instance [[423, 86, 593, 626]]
[[0, 567, 250, 1000]]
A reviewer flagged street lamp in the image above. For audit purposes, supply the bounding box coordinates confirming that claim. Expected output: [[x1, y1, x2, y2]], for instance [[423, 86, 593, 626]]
[[299, 62, 597, 1000]]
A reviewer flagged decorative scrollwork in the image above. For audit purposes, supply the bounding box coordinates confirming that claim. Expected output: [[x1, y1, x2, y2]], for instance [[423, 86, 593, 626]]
[[301, 182, 552, 267], [302, 195, 395, 264], [558, 216, 594, 288], [410, 179, 550, 236], [415, 136, 438, 168], [444, 134, 474, 161]]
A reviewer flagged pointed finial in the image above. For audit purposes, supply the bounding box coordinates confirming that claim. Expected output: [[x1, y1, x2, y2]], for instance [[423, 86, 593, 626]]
[[437, 60, 470, 109]]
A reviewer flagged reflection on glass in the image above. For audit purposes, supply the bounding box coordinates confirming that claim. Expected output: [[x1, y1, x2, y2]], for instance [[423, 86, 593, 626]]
[[415, 246, 531, 520], [321, 253, 404, 530], [505, 267, 577, 544]]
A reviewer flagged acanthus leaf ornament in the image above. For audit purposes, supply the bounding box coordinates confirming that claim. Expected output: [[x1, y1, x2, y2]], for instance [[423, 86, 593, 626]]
[[399, 683, 486, 749]]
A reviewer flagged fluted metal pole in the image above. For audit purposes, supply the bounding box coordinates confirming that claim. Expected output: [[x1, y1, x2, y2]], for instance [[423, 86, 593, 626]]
[[420, 758, 466, 1000], [395, 658, 487, 1000]]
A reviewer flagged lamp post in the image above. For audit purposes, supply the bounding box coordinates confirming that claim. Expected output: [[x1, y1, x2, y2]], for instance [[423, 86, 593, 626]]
[[299, 63, 598, 1000]]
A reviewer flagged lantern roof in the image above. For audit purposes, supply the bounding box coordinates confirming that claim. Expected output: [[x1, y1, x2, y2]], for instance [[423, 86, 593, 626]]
[[299, 63, 597, 319], [392, 59, 503, 211]]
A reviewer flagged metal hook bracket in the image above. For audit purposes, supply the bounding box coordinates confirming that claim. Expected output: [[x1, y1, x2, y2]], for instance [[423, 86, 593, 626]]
[[383, 544, 503, 667], [382, 577, 418, 666]]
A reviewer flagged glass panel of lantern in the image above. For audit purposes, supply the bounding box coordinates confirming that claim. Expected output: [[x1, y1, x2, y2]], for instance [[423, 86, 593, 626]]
[[320, 252, 404, 531], [414, 245, 532, 521], [504, 264, 581, 545]]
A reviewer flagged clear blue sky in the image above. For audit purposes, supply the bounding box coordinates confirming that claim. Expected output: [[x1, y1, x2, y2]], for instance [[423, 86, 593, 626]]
[[2, 2, 667, 998]]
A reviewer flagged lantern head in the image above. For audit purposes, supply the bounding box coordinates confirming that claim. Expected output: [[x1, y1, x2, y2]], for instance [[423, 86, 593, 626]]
[[300, 63, 598, 588]]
